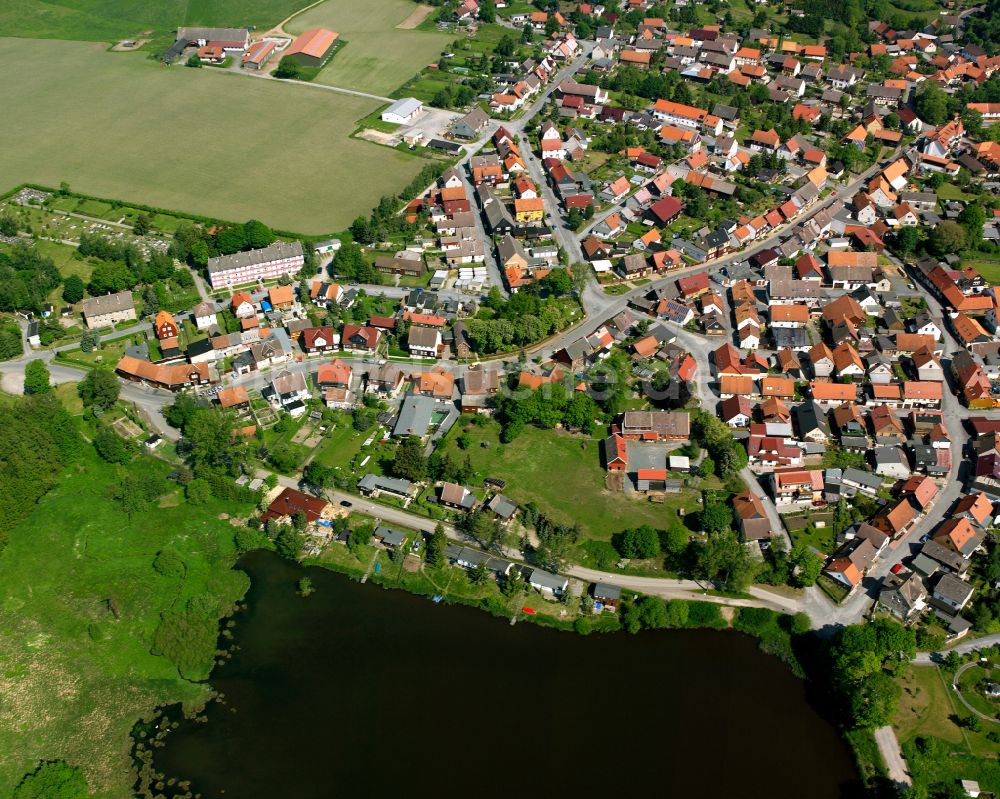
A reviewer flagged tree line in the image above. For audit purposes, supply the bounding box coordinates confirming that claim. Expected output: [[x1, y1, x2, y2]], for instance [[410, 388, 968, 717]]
[[0, 394, 83, 547]]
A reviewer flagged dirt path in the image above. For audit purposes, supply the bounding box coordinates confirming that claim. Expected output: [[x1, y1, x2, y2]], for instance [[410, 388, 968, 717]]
[[259, 0, 329, 39], [873, 726, 911, 787], [397, 4, 435, 29]]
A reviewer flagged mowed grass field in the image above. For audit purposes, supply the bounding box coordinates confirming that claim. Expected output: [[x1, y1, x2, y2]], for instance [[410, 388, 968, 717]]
[[0, 0, 304, 41], [0, 38, 429, 233], [435, 421, 696, 539], [288, 0, 452, 96]]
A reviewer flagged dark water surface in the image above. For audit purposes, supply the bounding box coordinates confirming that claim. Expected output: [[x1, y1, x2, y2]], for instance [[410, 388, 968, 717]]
[[155, 551, 860, 798]]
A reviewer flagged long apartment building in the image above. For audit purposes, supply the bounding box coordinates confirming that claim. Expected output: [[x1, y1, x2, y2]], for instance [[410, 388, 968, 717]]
[[206, 241, 305, 290], [651, 99, 709, 130]]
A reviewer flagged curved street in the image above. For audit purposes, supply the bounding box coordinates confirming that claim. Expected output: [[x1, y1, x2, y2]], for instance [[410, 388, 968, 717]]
[[952, 661, 1000, 724]]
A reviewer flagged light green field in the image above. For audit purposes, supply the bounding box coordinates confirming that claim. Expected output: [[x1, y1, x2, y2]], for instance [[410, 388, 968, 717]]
[[0, 448, 254, 797], [0, 0, 305, 41], [287, 0, 452, 95], [435, 421, 698, 540], [0, 38, 431, 233]]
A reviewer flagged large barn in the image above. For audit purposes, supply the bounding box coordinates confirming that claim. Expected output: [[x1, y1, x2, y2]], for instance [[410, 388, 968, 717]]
[[284, 28, 339, 67]]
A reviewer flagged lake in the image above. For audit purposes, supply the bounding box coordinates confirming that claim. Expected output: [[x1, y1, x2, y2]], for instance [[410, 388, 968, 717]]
[[155, 551, 861, 798]]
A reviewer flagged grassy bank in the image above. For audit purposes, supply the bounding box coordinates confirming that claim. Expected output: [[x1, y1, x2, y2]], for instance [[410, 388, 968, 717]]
[[893, 664, 1000, 793], [0, 449, 255, 797]]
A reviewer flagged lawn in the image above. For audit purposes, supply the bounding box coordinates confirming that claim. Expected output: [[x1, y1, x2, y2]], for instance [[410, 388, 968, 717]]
[[957, 664, 1000, 720], [895, 665, 999, 758], [287, 0, 453, 96], [936, 182, 976, 202], [0, 0, 305, 41], [965, 260, 1000, 286], [899, 664, 1000, 794], [435, 420, 698, 540], [0, 38, 432, 234], [313, 417, 392, 475], [0, 449, 255, 797]]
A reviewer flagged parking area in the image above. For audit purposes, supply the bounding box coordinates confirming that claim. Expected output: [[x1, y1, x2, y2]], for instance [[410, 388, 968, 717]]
[[399, 106, 463, 144]]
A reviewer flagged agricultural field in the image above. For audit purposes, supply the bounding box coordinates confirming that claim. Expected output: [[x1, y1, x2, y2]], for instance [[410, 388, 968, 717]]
[[0, 38, 432, 234], [0, 0, 304, 42], [434, 420, 699, 540], [287, 0, 453, 96]]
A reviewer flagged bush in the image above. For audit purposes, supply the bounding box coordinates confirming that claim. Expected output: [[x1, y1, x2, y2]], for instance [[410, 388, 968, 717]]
[[613, 525, 661, 559], [151, 608, 219, 680], [13, 760, 89, 799], [152, 549, 186, 578], [185, 478, 212, 505], [581, 539, 618, 569], [235, 527, 272, 554], [93, 425, 131, 463], [686, 601, 727, 629]]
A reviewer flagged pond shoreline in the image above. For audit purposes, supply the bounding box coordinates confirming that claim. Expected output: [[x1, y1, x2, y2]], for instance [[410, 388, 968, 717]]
[[143, 550, 865, 799]]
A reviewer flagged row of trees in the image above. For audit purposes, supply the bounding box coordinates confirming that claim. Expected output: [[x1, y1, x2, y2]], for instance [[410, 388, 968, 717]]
[[466, 279, 577, 355], [170, 218, 283, 267], [0, 394, 83, 546], [329, 241, 382, 284], [0, 242, 61, 314], [828, 618, 916, 728], [691, 411, 749, 480]]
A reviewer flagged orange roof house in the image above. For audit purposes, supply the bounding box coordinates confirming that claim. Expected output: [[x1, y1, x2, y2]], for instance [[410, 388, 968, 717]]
[[413, 367, 455, 399], [810, 381, 856, 402], [954, 492, 993, 526], [317, 359, 352, 387], [268, 284, 295, 308], [217, 385, 250, 408], [285, 28, 340, 62], [933, 517, 980, 555], [154, 310, 178, 340]]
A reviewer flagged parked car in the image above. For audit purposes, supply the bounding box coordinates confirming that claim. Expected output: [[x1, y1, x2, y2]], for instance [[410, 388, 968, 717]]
[[340, 500, 352, 508]]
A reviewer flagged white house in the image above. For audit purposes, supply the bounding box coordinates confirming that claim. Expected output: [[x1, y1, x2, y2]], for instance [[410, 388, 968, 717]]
[[407, 326, 442, 358], [529, 568, 568, 596], [268, 369, 310, 412], [382, 97, 424, 125], [192, 301, 218, 331]]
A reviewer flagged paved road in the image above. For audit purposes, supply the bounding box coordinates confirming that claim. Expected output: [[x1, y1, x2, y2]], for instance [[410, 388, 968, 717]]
[[268, 472, 807, 615], [824, 255, 975, 626], [951, 661, 1000, 723], [873, 726, 911, 786], [913, 633, 1000, 665], [221, 67, 395, 102]]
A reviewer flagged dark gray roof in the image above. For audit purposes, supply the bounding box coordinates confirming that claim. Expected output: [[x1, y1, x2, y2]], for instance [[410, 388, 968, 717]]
[[374, 526, 408, 547], [593, 582, 621, 601], [529, 568, 567, 591], [393, 394, 439, 437], [208, 241, 303, 275], [933, 572, 973, 605], [795, 400, 830, 437], [358, 473, 412, 495]]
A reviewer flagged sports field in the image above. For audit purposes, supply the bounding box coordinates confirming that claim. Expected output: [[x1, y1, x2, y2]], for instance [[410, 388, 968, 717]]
[[0, 38, 430, 234], [0, 0, 305, 41], [287, 0, 452, 96]]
